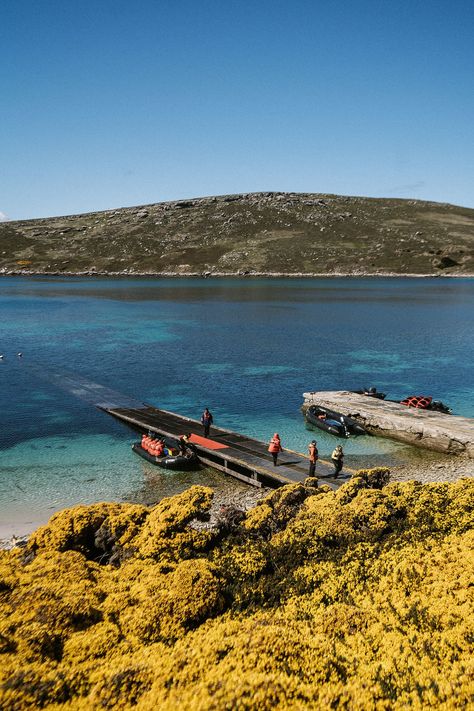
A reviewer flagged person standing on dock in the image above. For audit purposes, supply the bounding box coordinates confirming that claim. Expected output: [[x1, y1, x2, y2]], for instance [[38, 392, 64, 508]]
[[331, 445, 344, 477], [268, 433, 283, 466], [308, 440, 318, 476], [201, 408, 213, 437]]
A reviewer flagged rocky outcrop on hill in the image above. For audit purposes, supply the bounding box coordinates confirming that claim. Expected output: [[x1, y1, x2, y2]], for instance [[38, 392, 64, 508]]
[[1, 192, 474, 275]]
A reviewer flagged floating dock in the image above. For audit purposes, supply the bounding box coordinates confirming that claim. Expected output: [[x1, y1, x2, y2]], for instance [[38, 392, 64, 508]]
[[101, 404, 343, 488], [303, 391, 474, 458]]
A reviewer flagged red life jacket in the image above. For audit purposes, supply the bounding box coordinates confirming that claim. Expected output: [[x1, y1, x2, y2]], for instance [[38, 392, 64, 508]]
[[268, 437, 282, 453], [309, 444, 318, 462], [400, 395, 433, 409]]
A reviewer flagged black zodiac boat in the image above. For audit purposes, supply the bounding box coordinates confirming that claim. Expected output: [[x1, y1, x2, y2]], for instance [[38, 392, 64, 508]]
[[353, 387, 387, 400], [132, 435, 200, 470], [306, 405, 367, 438]]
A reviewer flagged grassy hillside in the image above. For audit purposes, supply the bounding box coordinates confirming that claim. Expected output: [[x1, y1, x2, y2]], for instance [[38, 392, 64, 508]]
[[1, 192, 474, 275], [1, 474, 473, 709]]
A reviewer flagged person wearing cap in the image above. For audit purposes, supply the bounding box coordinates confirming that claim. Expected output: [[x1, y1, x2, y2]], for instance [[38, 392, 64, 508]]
[[268, 433, 283, 466], [308, 440, 318, 476], [331, 445, 344, 477]]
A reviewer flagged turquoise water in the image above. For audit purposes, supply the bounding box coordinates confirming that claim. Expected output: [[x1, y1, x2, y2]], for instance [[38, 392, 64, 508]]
[[1, 277, 474, 535]]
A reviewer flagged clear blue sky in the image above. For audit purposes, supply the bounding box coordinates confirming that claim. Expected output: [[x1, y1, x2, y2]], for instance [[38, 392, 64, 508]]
[[1, 0, 473, 219]]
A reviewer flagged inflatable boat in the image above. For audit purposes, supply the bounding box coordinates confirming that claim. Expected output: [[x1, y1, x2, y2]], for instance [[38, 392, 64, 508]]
[[305, 405, 367, 437], [132, 437, 200, 470], [353, 387, 386, 400]]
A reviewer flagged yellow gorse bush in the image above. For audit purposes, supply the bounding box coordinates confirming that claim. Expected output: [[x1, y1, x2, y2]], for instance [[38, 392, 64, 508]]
[[0, 473, 473, 709]]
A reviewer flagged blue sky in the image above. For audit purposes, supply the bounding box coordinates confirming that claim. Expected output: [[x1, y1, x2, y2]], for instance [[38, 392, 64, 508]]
[[1, 0, 473, 219]]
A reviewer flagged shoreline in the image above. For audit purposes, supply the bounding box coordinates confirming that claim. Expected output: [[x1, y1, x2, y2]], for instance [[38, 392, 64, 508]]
[[2, 456, 472, 550], [1, 270, 474, 278], [0, 480, 271, 551]]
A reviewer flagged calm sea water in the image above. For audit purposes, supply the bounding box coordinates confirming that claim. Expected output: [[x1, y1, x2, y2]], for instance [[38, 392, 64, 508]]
[[1, 277, 473, 535]]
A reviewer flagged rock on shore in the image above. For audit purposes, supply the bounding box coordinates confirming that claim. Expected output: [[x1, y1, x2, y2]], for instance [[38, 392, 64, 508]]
[[303, 390, 474, 457]]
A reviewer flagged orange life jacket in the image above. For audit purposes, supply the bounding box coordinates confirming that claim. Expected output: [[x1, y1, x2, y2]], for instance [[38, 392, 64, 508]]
[[309, 444, 318, 462], [268, 437, 282, 453], [400, 395, 432, 409]]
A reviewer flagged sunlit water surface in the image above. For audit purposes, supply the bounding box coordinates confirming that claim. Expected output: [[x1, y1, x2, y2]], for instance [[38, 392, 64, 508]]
[[1, 277, 473, 535]]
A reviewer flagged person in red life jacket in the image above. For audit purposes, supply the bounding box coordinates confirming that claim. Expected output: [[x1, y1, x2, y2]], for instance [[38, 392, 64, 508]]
[[308, 439, 318, 476], [201, 408, 213, 437], [268, 433, 283, 466]]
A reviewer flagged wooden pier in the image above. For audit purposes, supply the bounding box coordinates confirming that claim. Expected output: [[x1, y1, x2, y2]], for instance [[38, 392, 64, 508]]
[[101, 404, 344, 488]]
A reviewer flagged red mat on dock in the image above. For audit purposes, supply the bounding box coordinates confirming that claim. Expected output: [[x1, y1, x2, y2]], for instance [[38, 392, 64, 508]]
[[188, 433, 229, 450]]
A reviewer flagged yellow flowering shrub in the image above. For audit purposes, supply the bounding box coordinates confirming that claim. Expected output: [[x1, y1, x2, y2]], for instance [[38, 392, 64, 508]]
[[0, 476, 473, 709], [29, 502, 149, 557], [130, 485, 215, 563]]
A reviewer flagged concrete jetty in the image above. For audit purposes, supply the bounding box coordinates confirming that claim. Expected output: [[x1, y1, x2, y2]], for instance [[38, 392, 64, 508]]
[[303, 391, 474, 458]]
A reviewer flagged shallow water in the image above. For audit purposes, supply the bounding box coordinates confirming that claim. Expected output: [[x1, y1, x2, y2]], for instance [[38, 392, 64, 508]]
[[1, 276, 473, 535]]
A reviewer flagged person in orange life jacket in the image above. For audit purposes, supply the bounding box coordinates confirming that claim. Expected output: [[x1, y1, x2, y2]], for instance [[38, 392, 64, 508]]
[[308, 440, 318, 476], [201, 408, 213, 437], [155, 439, 165, 457], [268, 433, 283, 466]]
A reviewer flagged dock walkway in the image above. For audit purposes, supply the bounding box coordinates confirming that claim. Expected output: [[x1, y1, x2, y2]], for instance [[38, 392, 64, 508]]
[[102, 405, 342, 488]]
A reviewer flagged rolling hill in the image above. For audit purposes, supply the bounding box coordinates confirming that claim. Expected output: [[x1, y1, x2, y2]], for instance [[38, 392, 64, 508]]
[[1, 192, 473, 276]]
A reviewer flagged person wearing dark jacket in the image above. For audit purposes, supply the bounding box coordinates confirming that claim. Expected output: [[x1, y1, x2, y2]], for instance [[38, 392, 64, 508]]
[[308, 440, 318, 476], [201, 408, 213, 437]]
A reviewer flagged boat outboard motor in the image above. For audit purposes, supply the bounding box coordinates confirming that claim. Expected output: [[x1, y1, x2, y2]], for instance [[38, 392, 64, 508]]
[[340, 415, 350, 437], [431, 400, 451, 414]]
